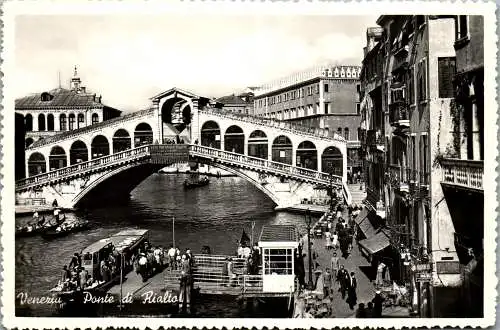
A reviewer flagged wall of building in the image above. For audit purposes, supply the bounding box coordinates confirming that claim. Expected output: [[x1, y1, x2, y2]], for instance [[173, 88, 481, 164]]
[[455, 15, 484, 74]]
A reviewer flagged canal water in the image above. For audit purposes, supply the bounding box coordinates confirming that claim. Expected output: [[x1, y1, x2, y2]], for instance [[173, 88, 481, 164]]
[[15, 173, 315, 317]]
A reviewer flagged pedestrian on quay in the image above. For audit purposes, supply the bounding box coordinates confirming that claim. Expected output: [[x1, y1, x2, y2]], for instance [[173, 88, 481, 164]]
[[178, 254, 192, 314], [376, 262, 386, 287], [347, 272, 358, 310], [330, 252, 339, 280], [167, 245, 176, 269], [325, 229, 332, 250], [337, 265, 348, 299], [366, 301, 375, 318], [372, 290, 384, 318], [61, 265, 71, 282], [355, 303, 366, 318], [323, 268, 332, 298], [331, 231, 339, 251]]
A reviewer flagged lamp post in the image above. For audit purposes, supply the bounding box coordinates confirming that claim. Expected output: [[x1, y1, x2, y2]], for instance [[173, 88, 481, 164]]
[[329, 172, 335, 213], [305, 208, 313, 289]]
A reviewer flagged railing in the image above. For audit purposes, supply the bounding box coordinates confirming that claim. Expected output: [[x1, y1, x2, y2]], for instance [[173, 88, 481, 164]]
[[28, 108, 156, 150], [389, 101, 409, 126], [441, 158, 483, 191], [189, 145, 343, 186], [16, 145, 152, 190], [16, 197, 46, 206], [199, 108, 346, 143]]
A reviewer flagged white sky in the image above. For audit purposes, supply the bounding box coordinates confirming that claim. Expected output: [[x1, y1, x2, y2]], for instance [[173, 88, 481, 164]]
[[15, 15, 378, 112]]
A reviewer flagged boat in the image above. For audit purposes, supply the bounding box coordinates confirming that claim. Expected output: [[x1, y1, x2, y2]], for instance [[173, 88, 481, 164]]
[[184, 176, 210, 188], [49, 229, 149, 308], [15, 214, 66, 238], [41, 220, 91, 239]]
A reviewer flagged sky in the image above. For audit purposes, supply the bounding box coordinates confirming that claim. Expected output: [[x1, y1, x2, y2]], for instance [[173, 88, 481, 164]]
[[15, 15, 378, 112]]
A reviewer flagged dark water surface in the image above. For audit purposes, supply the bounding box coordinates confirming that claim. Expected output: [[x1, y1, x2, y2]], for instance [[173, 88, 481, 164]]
[[15, 174, 313, 317]]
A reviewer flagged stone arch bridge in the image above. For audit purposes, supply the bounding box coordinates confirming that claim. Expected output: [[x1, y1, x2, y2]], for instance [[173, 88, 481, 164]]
[[16, 88, 352, 210]]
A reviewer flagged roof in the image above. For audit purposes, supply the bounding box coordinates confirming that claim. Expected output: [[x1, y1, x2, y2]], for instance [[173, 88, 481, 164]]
[[111, 229, 149, 237], [15, 88, 119, 111], [259, 225, 297, 243], [81, 229, 148, 255], [81, 238, 113, 255], [150, 87, 202, 102]]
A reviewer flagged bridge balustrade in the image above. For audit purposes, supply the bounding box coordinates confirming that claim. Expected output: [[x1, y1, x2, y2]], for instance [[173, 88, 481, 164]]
[[16, 145, 151, 190], [189, 145, 342, 186]]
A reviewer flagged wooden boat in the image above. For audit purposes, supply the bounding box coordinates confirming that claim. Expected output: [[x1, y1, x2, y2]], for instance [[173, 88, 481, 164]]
[[50, 229, 149, 307], [184, 176, 210, 188], [15, 214, 66, 238], [41, 220, 91, 239]]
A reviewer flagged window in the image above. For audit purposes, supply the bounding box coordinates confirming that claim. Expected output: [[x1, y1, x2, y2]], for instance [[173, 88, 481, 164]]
[[316, 84, 320, 94], [356, 103, 361, 115], [456, 15, 468, 40], [344, 128, 349, 140], [325, 103, 330, 114], [417, 58, 427, 102], [411, 135, 416, 174], [420, 135, 429, 185], [60, 114, 67, 131], [438, 57, 456, 98], [68, 114, 75, 130], [91, 113, 99, 125], [324, 84, 329, 93], [357, 128, 361, 141], [337, 127, 342, 135], [263, 248, 293, 275], [409, 66, 415, 105]]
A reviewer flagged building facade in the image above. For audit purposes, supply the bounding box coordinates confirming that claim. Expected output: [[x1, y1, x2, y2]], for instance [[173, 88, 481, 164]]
[[253, 65, 362, 174], [15, 67, 122, 148], [215, 91, 254, 115], [359, 15, 483, 318]]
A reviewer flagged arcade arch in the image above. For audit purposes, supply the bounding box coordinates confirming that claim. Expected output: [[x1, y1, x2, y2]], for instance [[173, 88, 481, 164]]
[[91, 135, 110, 159], [69, 114, 76, 130], [25, 114, 33, 132], [134, 123, 153, 147], [272, 135, 293, 165], [60, 114, 67, 131], [321, 146, 343, 176], [113, 129, 132, 153], [49, 146, 67, 170], [28, 152, 46, 176], [47, 114, 54, 131], [70, 140, 89, 165], [38, 114, 46, 131], [248, 130, 268, 159], [224, 125, 244, 154], [201, 121, 221, 149], [296, 141, 317, 170]]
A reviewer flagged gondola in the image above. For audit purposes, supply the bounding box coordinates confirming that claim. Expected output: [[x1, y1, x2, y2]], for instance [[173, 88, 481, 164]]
[[184, 176, 210, 188], [41, 220, 91, 239], [15, 214, 66, 238]]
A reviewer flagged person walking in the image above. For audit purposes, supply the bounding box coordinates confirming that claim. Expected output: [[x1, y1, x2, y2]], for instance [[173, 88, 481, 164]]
[[323, 268, 332, 298], [372, 290, 384, 317], [347, 272, 358, 310], [178, 254, 192, 314], [325, 230, 332, 250], [330, 252, 339, 280], [331, 231, 339, 251], [376, 262, 386, 287], [337, 265, 348, 299]]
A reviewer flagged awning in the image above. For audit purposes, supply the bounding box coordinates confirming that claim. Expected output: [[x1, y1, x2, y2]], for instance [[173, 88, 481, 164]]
[[354, 209, 377, 238], [358, 230, 391, 255]]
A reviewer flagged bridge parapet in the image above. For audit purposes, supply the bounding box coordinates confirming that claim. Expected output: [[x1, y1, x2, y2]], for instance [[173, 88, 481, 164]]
[[189, 144, 343, 187], [27, 108, 156, 150], [199, 108, 345, 143]]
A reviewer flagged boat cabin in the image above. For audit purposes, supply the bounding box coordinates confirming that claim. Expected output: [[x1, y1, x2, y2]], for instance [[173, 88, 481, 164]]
[[258, 225, 298, 293]]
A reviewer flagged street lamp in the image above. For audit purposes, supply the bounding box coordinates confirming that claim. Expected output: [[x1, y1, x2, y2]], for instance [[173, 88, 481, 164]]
[[329, 172, 335, 213], [305, 208, 313, 289]]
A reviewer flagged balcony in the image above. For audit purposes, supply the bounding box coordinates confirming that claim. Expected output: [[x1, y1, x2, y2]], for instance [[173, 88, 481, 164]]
[[366, 129, 384, 147], [388, 164, 410, 193], [441, 158, 483, 192], [389, 101, 410, 128]]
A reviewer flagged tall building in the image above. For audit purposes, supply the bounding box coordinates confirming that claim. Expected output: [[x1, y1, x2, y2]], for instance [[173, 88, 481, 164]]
[[253, 65, 362, 174], [359, 15, 484, 318], [15, 67, 122, 148]]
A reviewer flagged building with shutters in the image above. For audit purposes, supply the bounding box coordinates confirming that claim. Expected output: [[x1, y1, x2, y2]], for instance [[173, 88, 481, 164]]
[[215, 90, 255, 115], [253, 65, 363, 174], [15, 67, 122, 148], [359, 15, 483, 318]]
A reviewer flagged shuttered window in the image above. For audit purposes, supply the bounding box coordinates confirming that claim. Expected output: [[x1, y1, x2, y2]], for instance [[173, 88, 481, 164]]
[[438, 57, 456, 98]]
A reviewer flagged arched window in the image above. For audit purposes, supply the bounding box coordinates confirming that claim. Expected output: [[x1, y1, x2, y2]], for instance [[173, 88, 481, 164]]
[[344, 128, 349, 140], [134, 123, 153, 147], [25, 114, 33, 132], [337, 127, 342, 136], [59, 114, 67, 131], [68, 114, 76, 130], [92, 113, 99, 125], [38, 114, 46, 131], [77, 113, 85, 128], [47, 114, 54, 131]]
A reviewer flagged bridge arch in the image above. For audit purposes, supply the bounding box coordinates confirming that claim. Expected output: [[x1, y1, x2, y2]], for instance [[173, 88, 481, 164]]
[[38, 114, 46, 131], [224, 125, 244, 154], [49, 146, 67, 170], [25, 114, 33, 132], [70, 140, 89, 165], [134, 123, 153, 147], [272, 135, 293, 165], [91, 135, 110, 159], [47, 114, 54, 131], [321, 146, 343, 176], [27, 152, 46, 176], [112, 129, 132, 153], [297, 141, 317, 170], [248, 130, 268, 159], [201, 121, 221, 149]]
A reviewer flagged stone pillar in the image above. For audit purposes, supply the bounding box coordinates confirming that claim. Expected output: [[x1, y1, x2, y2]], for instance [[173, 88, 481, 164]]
[[319, 79, 325, 114], [472, 102, 481, 160], [292, 145, 297, 167], [54, 113, 60, 131], [190, 98, 199, 144], [459, 105, 467, 159], [244, 137, 248, 156], [153, 100, 162, 144], [33, 114, 39, 132], [268, 142, 273, 161], [318, 150, 322, 172]]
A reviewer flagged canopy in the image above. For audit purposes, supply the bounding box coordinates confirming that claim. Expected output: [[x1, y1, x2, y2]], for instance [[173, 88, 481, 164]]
[[358, 230, 391, 255], [355, 209, 377, 238]]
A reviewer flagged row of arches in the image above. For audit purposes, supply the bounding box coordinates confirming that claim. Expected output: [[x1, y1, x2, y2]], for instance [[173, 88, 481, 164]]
[[201, 121, 343, 174], [24, 113, 100, 132], [27, 123, 153, 176]]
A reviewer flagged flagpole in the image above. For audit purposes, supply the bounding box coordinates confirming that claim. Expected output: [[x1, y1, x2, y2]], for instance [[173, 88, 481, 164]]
[[172, 216, 175, 249]]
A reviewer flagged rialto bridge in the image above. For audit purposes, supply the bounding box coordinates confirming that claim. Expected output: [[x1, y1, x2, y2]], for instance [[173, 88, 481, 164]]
[[16, 88, 351, 210]]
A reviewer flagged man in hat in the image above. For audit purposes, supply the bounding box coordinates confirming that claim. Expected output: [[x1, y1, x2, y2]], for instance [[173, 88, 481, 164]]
[[337, 265, 348, 299], [347, 272, 357, 310], [372, 290, 384, 317], [178, 254, 192, 313]]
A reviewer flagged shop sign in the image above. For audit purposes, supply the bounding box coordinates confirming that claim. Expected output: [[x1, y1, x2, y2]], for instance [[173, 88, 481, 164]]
[[414, 263, 432, 272], [415, 272, 432, 282]]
